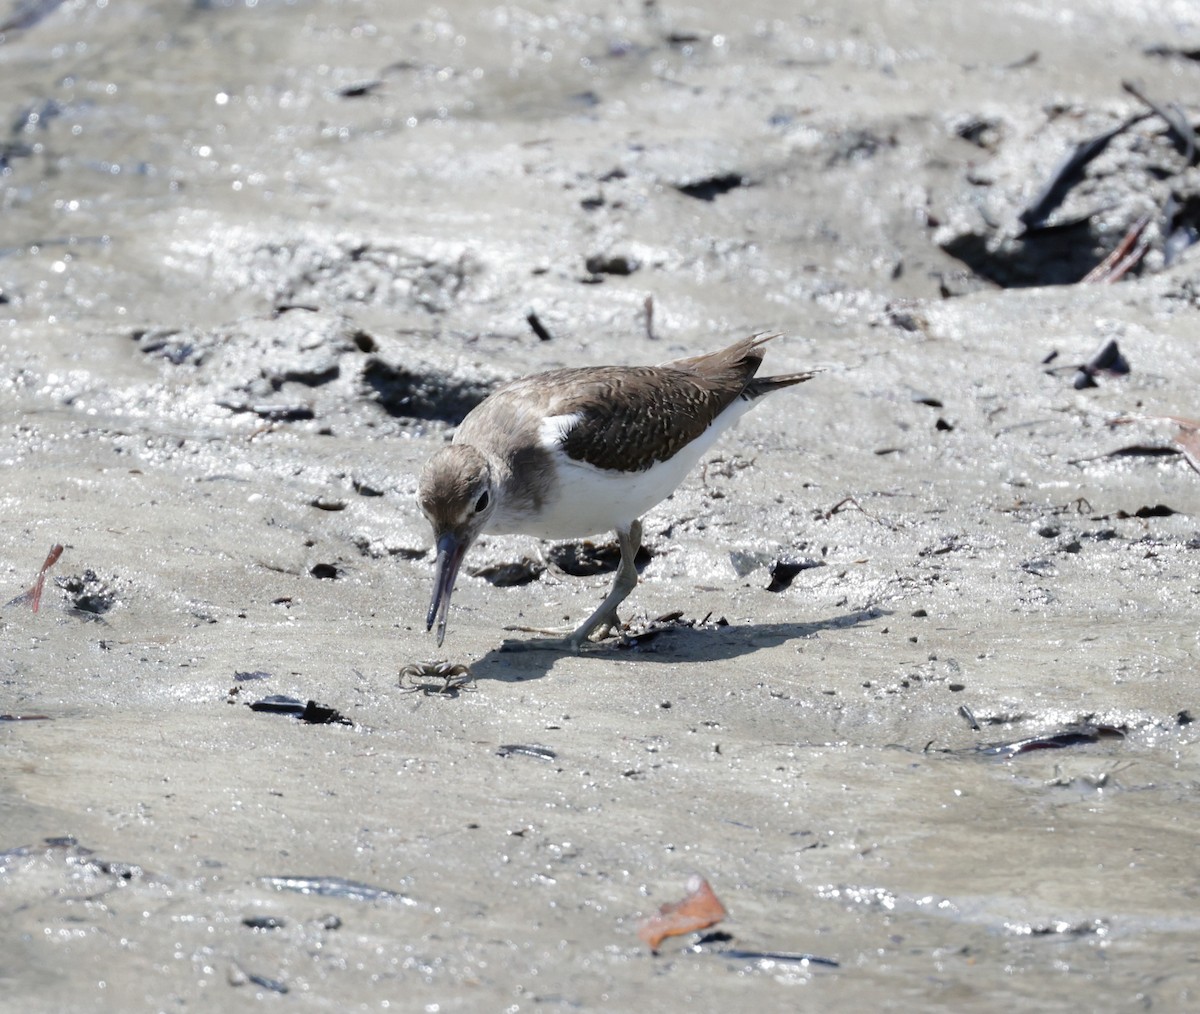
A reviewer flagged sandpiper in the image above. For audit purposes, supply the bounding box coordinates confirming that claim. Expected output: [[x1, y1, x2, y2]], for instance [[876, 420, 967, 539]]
[[417, 333, 817, 651]]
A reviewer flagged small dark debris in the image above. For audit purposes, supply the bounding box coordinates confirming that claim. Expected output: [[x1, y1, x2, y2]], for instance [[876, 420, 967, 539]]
[[1121, 79, 1198, 163], [248, 695, 305, 715], [95, 859, 143, 880], [1073, 339, 1130, 389], [1079, 445, 1181, 465], [547, 541, 651, 576], [954, 117, 999, 148], [617, 612, 696, 649], [1144, 44, 1200, 61], [338, 79, 383, 98], [260, 875, 408, 903], [233, 671, 271, 682], [981, 724, 1125, 758], [245, 972, 288, 994], [309, 497, 346, 511], [350, 330, 377, 353], [959, 704, 980, 730], [309, 563, 340, 579], [242, 916, 285, 930], [935, 417, 954, 431], [584, 253, 640, 275], [1123, 504, 1179, 519], [1164, 194, 1200, 267], [882, 303, 926, 332], [765, 558, 825, 592], [247, 695, 352, 726], [497, 743, 557, 761], [919, 535, 965, 557], [913, 396, 944, 408], [0, 713, 51, 721], [352, 478, 385, 497], [1014, 920, 1107, 938], [1177, 710, 1193, 726], [1018, 114, 1149, 231], [526, 311, 554, 341], [392, 547, 427, 560], [55, 569, 117, 615], [674, 173, 745, 201], [693, 939, 839, 967], [723, 949, 840, 968], [911, 608, 928, 617], [470, 558, 546, 586], [297, 701, 351, 725], [217, 401, 315, 422]]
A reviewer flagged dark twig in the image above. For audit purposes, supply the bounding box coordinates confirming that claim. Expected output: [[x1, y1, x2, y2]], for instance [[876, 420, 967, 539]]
[[1121, 79, 1198, 164], [1019, 113, 1151, 231]]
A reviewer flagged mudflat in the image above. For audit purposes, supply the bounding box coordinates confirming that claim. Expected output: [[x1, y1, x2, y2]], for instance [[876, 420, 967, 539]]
[[3, 2, 1199, 1010]]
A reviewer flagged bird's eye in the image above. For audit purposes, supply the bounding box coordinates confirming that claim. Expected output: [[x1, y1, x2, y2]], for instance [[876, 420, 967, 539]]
[[474, 491, 490, 513]]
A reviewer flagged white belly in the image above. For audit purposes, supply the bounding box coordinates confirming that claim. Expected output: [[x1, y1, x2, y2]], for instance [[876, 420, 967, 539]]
[[489, 397, 755, 538]]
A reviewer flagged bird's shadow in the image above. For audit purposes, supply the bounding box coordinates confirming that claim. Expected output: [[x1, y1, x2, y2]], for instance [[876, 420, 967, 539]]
[[469, 608, 888, 683]]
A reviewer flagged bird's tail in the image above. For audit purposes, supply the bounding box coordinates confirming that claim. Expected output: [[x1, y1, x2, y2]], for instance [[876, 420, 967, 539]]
[[744, 369, 820, 400]]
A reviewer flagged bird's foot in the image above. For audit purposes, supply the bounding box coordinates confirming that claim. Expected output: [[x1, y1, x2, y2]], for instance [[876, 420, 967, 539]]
[[498, 635, 579, 654], [502, 623, 578, 638], [500, 613, 623, 653]]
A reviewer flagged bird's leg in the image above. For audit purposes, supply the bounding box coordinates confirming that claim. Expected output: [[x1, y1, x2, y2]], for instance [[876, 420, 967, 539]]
[[500, 520, 643, 653], [565, 519, 642, 649]]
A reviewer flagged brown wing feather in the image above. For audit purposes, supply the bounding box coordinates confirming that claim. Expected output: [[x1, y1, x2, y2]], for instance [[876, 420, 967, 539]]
[[541, 335, 785, 472], [465, 334, 813, 474], [555, 367, 746, 471]]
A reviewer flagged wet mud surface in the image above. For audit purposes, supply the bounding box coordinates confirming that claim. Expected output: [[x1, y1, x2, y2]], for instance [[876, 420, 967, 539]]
[[3, 1, 1200, 1010]]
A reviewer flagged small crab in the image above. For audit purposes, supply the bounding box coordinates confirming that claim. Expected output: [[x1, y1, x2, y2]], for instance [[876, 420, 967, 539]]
[[399, 660, 474, 696]]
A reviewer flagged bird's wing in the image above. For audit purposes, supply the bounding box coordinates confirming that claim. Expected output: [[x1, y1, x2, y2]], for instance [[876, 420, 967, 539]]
[[513, 363, 753, 473], [461, 334, 810, 474]]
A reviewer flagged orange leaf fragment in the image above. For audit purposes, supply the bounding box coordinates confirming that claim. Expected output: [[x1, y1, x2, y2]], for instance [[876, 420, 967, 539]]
[[1169, 420, 1200, 475], [636, 874, 728, 951], [29, 544, 64, 613]]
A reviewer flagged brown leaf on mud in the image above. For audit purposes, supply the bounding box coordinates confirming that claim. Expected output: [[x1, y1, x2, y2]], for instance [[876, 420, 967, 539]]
[[1173, 423, 1200, 474], [6, 544, 64, 613], [636, 875, 728, 951]]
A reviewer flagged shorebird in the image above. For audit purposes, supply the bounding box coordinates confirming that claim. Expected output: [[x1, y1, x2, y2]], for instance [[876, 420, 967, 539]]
[[417, 333, 817, 651]]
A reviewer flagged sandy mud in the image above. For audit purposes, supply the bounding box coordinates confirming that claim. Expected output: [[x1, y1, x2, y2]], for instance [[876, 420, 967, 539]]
[[3, 1, 1200, 1010]]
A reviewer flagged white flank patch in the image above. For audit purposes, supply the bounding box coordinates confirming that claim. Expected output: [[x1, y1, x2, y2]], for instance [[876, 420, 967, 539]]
[[538, 412, 583, 450], [494, 397, 757, 538]]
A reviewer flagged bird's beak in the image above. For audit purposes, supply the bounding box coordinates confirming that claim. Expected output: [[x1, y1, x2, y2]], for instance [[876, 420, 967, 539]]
[[427, 531, 468, 647]]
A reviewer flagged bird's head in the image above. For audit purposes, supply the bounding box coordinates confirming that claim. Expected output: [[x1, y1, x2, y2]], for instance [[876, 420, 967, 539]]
[[417, 444, 497, 646]]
